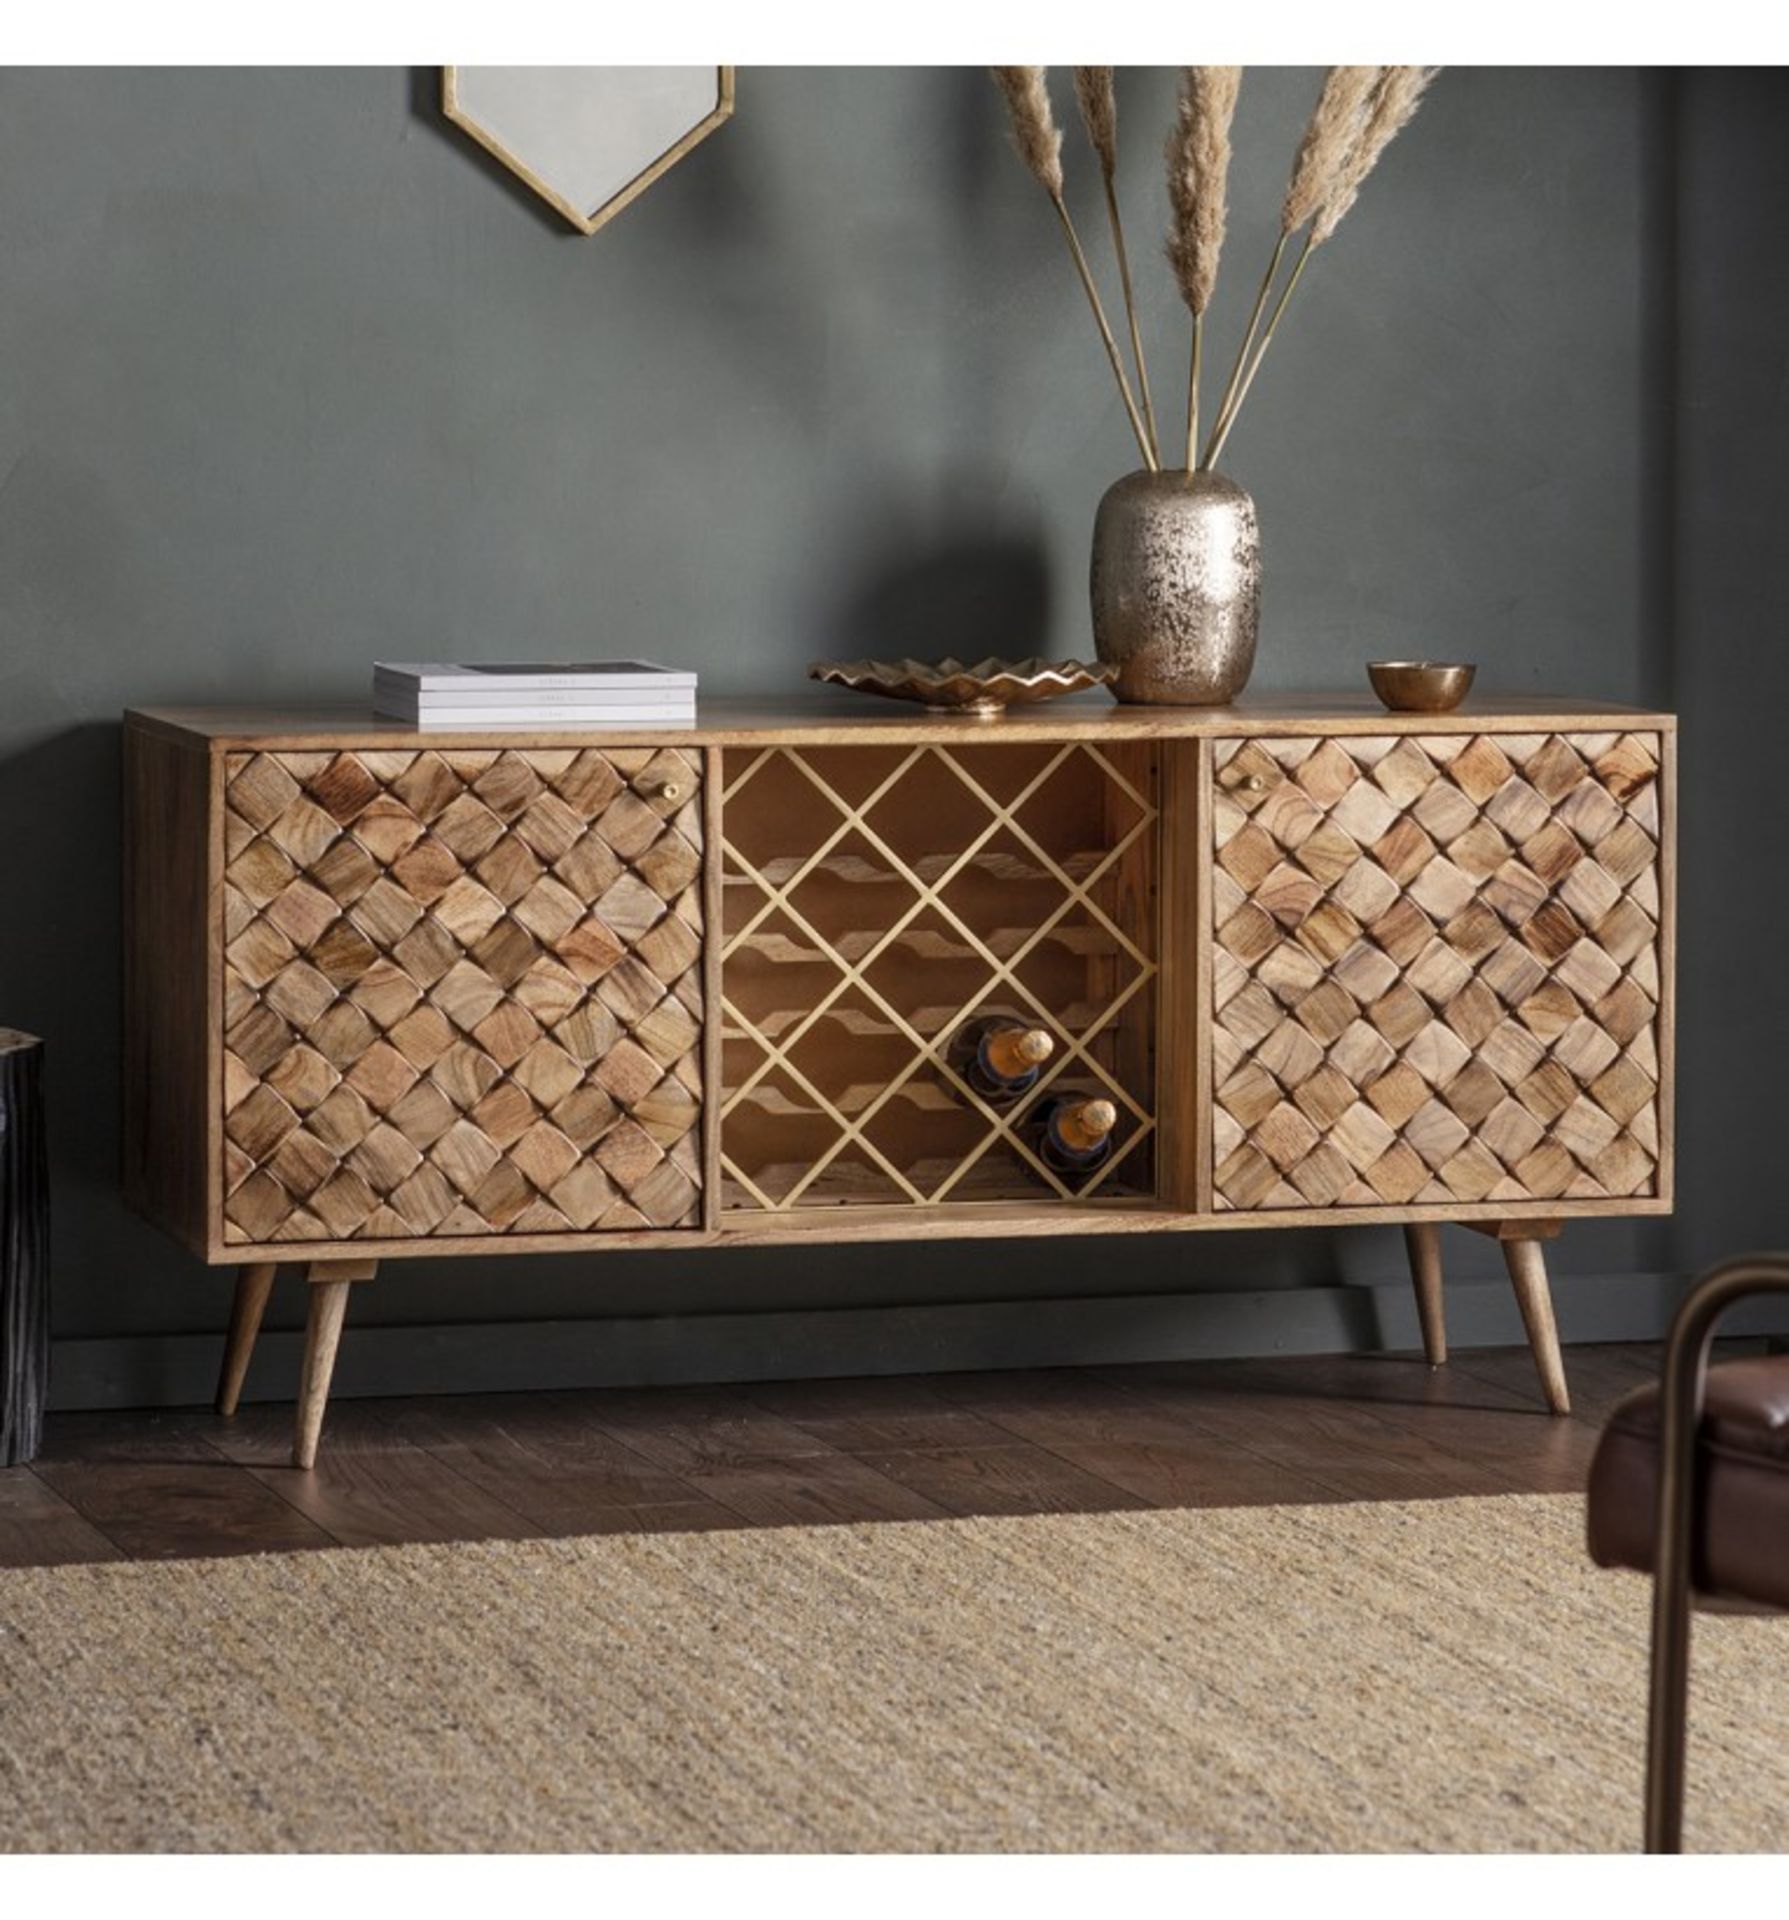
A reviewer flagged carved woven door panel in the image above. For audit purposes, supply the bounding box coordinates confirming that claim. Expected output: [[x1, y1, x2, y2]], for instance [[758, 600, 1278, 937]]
[[1210, 732, 1666, 1211], [219, 746, 705, 1243]]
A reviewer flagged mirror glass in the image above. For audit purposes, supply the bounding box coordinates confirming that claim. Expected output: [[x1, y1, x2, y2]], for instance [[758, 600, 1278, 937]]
[[444, 67, 732, 234]]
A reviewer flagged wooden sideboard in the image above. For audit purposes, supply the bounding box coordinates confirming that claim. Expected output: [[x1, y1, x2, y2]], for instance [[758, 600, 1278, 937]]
[[123, 695, 1676, 1463]]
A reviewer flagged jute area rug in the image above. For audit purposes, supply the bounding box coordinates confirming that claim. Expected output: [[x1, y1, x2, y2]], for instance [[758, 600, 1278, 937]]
[[1, 1493, 1783, 1852]]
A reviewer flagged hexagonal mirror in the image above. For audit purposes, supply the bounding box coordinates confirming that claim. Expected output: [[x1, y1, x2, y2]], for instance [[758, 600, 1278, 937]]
[[443, 67, 733, 235]]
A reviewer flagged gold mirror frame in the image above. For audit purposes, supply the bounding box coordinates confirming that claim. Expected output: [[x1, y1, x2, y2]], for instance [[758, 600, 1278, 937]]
[[441, 67, 735, 236]]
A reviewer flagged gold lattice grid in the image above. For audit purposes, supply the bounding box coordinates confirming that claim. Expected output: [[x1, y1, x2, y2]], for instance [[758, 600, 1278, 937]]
[[718, 742, 1160, 1209]]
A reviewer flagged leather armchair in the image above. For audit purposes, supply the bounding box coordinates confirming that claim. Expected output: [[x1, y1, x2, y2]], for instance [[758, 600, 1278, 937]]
[[1586, 1255, 1789, 1852]]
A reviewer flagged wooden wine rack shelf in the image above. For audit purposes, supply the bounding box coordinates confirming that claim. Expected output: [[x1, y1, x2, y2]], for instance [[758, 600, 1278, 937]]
[[123, 693, 1675, 1461], [718, 740, 1158, 1210]]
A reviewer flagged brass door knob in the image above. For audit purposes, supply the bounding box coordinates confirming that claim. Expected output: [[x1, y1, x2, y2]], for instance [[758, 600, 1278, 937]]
[[1240, 774, 1265, 792]]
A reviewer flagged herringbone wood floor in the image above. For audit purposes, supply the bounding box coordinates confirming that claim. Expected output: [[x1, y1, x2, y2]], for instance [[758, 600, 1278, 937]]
[[0, 1340, 1717, 1568]]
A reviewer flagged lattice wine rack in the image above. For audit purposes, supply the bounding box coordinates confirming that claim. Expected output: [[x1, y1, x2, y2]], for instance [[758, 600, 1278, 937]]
[[718, 741, 1159, 1211]]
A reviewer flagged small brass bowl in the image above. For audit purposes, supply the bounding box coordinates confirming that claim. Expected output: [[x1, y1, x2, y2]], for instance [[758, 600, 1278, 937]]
[[1367, 661, 1476, 714]]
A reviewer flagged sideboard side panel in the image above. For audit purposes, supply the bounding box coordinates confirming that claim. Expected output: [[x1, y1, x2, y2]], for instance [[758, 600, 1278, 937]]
[[1656, 726, 1678, 1210], [1195, 739, 1216, 1213], [122, 722, 218, 1257], [701, 744, 725, 1231], [1156, 740, 1207, 1211]]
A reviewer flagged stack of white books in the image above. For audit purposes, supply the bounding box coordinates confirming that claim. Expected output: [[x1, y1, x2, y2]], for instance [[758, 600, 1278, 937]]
[[373, 661, 697, 729]]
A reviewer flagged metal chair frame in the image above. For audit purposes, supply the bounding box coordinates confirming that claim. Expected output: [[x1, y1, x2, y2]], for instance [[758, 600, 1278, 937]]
[[1644, 1254, 1789, 1852]]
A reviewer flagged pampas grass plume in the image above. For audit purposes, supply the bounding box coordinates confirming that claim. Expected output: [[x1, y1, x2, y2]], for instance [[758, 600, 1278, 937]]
[[1074, 67, 1118, 179], [991, 66, 1063, 198], [1312, 66, 1438, 243], [1281, 66, 1381, 234], [988, 64, 1156, 467], [1166, 65, 1243, 317]]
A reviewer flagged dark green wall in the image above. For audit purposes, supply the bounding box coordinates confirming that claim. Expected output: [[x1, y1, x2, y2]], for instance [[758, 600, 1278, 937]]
[[0, 67, 1769, 1395], [1671, 70, 1789, 1270]]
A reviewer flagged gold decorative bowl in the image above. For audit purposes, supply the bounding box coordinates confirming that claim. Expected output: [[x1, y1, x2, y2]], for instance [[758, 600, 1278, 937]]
[[1367, 660, 1477, 714], [810, 656, 1117, 718]]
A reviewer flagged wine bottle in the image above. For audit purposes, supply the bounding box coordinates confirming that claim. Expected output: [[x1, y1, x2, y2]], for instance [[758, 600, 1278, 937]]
[[949, 1016, 1054, 1106], [1025, 1092, 1118, 1177]]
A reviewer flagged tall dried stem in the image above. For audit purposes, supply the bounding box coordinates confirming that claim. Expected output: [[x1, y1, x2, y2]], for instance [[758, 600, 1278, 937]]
[[1202, 234, 1314, 470], [992, 66, 1157, 470], [1076, 66, 1160, 464], [1187, 316, 1203, 474], [1051, 199, 1159, 471], [1198, 233, 1285, 468], [1165, 66, 1242, 469], [1205, 66, 1437, 469], [1201, 66, 1379, 468]]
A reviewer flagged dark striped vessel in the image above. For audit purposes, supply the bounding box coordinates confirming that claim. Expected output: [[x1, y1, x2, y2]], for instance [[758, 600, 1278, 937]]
[[0, 1031, 48, 1466]]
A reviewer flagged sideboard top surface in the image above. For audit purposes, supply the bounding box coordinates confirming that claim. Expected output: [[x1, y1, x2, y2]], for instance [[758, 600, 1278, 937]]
[[126, 692, 1676, 752]]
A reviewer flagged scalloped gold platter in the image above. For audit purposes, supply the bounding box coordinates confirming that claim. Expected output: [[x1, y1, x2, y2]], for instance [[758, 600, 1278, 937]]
[[809, 656, 1117, 718]]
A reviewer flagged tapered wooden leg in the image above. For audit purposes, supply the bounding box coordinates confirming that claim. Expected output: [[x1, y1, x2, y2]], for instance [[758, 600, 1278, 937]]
[[215, 1264, 277, 1416], [1402, 1223, 1447, 1367], [292, 1259, 376, 1469], [1501, 1236, 1571, 1415]]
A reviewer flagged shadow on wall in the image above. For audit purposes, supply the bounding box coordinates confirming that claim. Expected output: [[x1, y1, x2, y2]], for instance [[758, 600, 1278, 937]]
[[0, 724, 121, 1189], [0, 723, 204, 1327], [832, 528, 1052, 663], [941, 64, 1012, 215], [807, 461, 1056, 669]]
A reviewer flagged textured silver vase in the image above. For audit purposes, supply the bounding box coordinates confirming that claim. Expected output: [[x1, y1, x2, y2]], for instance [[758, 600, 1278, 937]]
[[1090, 470, 1261, 705]]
